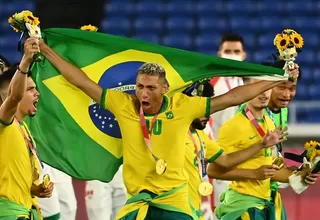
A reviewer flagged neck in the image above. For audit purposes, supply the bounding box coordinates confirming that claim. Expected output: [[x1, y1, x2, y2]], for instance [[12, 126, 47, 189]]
[[268, 102, 280, 112], [247, 102, 264, 119], [15, 110, 25, 123]]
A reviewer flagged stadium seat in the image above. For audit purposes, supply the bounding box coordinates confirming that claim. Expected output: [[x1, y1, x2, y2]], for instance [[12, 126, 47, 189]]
[[101, 16, 131, 36], [162, 33, 192, 51], [133, 16, 162, 35], [226, 1, 256, 15], [165, 1, 196, 16], [198, 15, 227, 32], [308, 85, 320, 100], [194, 33, 220, 52], [135, 2, 164, 16], [166, 16, 195, 33], [105, 2, 134, 16], [132, 33, 160, 44]]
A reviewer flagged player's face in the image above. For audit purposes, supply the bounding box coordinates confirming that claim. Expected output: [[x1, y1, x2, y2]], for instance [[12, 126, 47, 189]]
[[249, 79, 271, 109], [251, 89, 272, 109], [19, 77, 40, 117], [191, 117, 209, 130], [136, 74, 168, 114], [218, 41, 246, 61], [269, 81, 297, 108]]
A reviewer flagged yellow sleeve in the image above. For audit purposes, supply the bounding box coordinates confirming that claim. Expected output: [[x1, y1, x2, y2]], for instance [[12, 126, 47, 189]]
[[100, 89, 130, 115], [203, 132, 224, 163], [216, 119, 242, 154], [184, 95, 211, 119]]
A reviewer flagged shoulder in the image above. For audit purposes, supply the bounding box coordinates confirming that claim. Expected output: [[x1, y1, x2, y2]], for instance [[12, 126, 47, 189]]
[[223, 113, 246, 129], [171, 92, 208, 105], [265, 115, 276, 129]]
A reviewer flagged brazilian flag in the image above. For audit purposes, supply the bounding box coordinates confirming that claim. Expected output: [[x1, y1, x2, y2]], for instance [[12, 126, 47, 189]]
[[27, 28, 285, 182]]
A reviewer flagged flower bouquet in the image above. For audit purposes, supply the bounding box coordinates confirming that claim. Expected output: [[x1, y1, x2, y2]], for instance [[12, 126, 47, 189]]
[[273, 29, 304, 82], [287, 140, 320, 194], [8, 10, 42, 62]]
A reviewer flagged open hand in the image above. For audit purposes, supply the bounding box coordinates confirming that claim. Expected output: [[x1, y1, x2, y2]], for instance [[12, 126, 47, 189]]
[[261, 125, 288, 148]]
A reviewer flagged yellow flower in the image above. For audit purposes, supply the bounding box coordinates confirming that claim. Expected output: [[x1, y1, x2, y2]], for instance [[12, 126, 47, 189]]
[[275, 34, 290, 51], [8, 15, 21, 32], [13, 12, 24, 21], [23, 10, 40, 26], [304, 140, 319, 150], [290, 32, 304, 49], [80, 24, 98, 32], [283, 29, 295, 34]]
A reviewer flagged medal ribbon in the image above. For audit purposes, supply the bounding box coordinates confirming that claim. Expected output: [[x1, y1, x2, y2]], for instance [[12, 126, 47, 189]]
[[188, 130, 206, 178], [15, 119, 44, 170], [139, 106, 160, 161], [245, 108, 266, 138], [266, 107, 282, 152]]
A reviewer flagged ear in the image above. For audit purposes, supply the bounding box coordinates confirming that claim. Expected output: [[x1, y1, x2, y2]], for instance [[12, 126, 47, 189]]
[[162, 83, 169, 94], [217, 51, 221, 57], [242, 51, 247, 60]]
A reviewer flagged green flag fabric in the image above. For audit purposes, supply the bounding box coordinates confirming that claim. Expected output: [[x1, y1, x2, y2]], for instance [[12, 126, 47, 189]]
[[27, 28, 286, 182]]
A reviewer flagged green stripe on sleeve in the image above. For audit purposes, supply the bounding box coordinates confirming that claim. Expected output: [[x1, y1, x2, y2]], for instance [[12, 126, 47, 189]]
[[100, 88, 108, 109], [207, 148, 224, 163], [205, 97, 211, 118]]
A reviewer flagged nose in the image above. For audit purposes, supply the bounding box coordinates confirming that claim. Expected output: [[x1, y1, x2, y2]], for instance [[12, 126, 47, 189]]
[[282, 89, 290, 98], [141, 88, 149, 99], [35, 89, 40, 97]]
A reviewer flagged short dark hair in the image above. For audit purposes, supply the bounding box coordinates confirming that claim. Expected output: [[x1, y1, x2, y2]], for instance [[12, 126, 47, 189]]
[[219, 33, 246, 51], [0, 65, 31, 89], [137, 63, 166, 79]]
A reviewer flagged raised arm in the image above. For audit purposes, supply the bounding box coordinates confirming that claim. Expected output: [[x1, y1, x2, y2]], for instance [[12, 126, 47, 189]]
[[210, 80, 283, 114], [0, 38, 38, 124], [39, 41, 103, 105]]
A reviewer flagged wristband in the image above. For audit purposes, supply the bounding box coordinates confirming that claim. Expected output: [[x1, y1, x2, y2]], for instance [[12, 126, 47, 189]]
[[18, 66, 29, 75]]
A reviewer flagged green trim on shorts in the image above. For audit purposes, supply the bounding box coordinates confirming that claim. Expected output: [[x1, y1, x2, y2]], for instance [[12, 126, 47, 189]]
[[205, 98, 211, 118], [43, 212, 61, 220], [0, 118, 13, 126], [207, 148, 224, 163], [100, 88, 108, 109]]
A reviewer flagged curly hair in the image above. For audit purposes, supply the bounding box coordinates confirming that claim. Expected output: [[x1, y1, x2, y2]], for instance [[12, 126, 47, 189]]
[[137, 62, 166, 79]]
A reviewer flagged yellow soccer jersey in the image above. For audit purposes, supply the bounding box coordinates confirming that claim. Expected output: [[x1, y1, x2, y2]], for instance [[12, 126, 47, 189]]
[[216, 111, 275, 200], [185, 130, 223, 213], [101, 89, 211, 196], [0, 119, 34, 209]]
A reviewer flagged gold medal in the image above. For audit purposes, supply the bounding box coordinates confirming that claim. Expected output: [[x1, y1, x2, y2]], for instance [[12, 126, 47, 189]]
[[43, 174, 51, 189], [198, 181, 213, 196], [273, 157, 284, 169], [156, 159, 167, 175]]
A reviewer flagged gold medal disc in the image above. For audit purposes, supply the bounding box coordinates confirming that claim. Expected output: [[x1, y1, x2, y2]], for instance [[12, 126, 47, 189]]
[[198, 181, 213, 196], [156, 159, 167, 175], [43, 174, 51, 189], [272, 157, 284, 169]]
